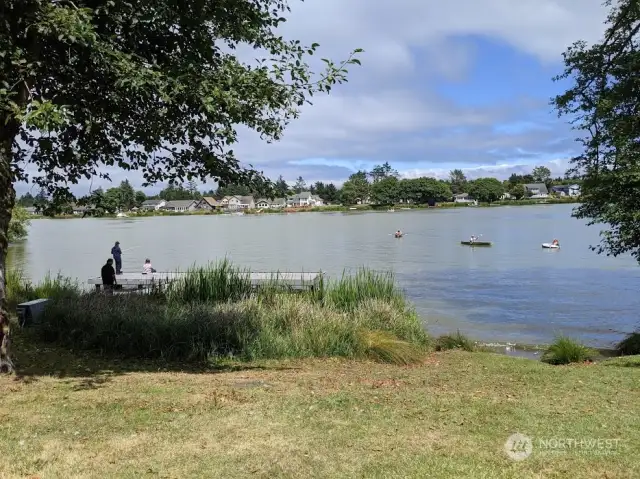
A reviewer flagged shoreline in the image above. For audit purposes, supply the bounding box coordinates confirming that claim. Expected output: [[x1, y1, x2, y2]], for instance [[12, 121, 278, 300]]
[[25, 198, 580, 219]]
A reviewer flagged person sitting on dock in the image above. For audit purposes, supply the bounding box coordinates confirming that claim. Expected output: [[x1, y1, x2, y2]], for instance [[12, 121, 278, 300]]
[[101, 258, 117, 293], [111, 241, 123, 275], [142, 259, 157, 274]]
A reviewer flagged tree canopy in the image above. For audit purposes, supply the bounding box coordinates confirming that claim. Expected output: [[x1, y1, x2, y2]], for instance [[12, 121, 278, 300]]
[[467, 178, 504, 203], [552, 0, 640, 263], [0, 0, 362, 371]]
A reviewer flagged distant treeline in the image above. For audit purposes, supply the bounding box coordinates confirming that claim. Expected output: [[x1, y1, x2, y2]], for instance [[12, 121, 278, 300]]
[[16, 163, 580, 213]]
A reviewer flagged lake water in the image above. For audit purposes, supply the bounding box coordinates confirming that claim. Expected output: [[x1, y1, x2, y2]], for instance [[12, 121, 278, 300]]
[[7, 204, 639, 348]]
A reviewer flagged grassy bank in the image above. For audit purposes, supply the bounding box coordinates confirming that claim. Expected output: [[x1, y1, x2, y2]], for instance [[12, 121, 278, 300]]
[[2, 335, 639, 478], [8, 263, 429, 365]]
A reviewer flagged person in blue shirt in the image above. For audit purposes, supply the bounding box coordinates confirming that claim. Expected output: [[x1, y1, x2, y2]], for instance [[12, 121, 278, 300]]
[[111, 241, 123, 274]]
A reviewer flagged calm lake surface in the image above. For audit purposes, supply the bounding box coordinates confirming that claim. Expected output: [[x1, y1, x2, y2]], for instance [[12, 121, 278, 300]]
[[7, 204, 639, 348]]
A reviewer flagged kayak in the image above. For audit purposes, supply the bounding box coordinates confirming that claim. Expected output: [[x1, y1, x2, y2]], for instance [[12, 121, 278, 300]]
[[542, 243, 560, 249], [395, 234, 403, 238], [460, 241, 492, 246]]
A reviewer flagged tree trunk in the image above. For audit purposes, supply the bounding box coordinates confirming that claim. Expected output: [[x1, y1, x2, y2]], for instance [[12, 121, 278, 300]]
[[0, 136, 16, 373]]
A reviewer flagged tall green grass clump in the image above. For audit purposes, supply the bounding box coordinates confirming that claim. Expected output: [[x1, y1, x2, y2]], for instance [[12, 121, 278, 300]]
[[324, 269, 406, 311], [5, 269, 79, 309], [541, 336, 597, 365], [38, 292, 430, 364], [165, 259, 253, 305], [435, 331, 475, 352], [616, 331, 640, 356]]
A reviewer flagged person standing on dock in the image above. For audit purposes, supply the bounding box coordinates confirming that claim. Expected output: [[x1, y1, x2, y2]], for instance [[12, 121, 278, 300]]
[[111, 241, 123, 275], [101, 258, 117, 293]]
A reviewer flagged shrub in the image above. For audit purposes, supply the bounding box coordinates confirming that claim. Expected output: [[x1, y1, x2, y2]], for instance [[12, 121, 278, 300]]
[[616, 332, 640, 356], [435, 331, 475, 351], [541, 337, 597, 365]]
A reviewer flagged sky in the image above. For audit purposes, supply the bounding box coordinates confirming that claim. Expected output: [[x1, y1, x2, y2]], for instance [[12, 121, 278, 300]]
[[15, 0, 610, 196]]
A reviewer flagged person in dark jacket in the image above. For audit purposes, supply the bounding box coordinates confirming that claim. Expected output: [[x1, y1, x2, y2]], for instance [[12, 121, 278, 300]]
[[101, 259, 117, 293], [111, 241, 122, 274]]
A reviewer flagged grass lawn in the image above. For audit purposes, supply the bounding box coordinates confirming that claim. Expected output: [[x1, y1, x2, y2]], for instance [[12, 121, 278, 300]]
[[1, 334, 639, 478]]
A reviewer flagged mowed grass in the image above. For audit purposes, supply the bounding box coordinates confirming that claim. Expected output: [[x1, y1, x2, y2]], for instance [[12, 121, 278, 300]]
[[2, 334, 639, 479]]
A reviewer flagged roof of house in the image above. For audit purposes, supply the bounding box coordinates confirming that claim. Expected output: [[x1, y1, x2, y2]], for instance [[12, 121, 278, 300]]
[[200, 196, 220, 206], [454, 193, 469, 198], [237, 196, 255, 204], [142, 199, 164, 205], [256, 197, 286, 205], [164, 200, 196, 208], [524, 183, 549, 194]]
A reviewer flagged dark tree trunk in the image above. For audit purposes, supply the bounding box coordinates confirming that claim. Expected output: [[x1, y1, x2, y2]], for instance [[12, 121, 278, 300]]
[[0, 133, 16, 373]]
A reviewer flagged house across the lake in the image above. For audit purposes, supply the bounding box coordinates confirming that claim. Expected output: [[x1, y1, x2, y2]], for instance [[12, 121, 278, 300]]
[[255, 198, 286, 209], [141, 199, 166, 211], [453, 193, 477, 204], [24, 207, 40, 215], [162, 200, 198, 212], [286, 192, 324, 208], [220, 195, 255, 210], [551, 184, 581, 197], [196, 197, 222, 210], [524, 183, 549, 199]]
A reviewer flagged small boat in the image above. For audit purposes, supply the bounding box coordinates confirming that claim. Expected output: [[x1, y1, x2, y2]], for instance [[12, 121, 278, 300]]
[[460, 241, 492, 247], [116, 212, 128, 218], [542, 243, 560, 249], [388, 209, 395, 212], [394, 234, 403, 238]]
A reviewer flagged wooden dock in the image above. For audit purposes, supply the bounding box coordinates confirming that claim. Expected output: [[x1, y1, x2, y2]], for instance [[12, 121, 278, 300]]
[[87, 271, 324, 291]]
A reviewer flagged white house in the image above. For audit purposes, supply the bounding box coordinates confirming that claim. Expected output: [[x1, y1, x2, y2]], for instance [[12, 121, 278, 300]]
[[453, 193, 477, 205], [524, 183, 549, 199], [286, 192, 324, 207], [162, 200, 198, 212], [255, 198, 287, 209], [551, 184, 581, 197], [141, 199, 166, 211], [221, 196, 255, 210]]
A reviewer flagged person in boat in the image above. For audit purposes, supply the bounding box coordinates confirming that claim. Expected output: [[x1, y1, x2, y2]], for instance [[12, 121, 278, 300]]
[[142, 259, 157, 274], [111, 241, 123, 275], [470, 234, 478, 243], [552, 239, 560, 247], [395, 230, 403, 238]]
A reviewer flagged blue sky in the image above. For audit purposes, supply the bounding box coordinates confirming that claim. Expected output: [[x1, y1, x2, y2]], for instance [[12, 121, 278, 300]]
[[15, 0, 610, 196]]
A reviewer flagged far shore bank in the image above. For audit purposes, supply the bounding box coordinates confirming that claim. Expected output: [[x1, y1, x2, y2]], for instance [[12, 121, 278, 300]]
[[26, 197, 581, 220]]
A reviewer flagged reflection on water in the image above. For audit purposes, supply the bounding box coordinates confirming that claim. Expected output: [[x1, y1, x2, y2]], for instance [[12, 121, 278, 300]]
[[7, 242, 27, 273], [12, 205, 640, 347]]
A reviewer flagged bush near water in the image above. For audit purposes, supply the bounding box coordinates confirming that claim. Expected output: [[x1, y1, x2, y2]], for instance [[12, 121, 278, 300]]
[[9, 262, 430, 364]]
